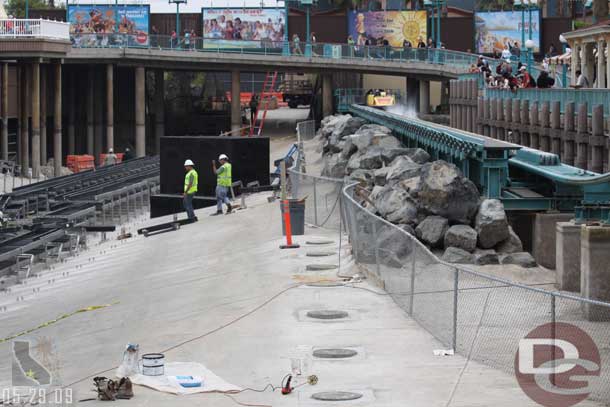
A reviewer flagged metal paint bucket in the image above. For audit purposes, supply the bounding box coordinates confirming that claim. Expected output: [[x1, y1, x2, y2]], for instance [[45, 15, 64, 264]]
[[140, 353, 165, 376]]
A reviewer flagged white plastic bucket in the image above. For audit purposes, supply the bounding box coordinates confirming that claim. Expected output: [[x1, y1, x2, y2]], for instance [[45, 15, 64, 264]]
[[140, 353, 165, 376]]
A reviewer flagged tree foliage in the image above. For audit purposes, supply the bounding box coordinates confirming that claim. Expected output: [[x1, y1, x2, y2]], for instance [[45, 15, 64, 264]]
[[6, 0, 56, 18]]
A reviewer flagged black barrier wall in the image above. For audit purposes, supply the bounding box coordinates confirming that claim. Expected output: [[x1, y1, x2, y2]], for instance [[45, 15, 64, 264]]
[[159, 136, 270, 197]]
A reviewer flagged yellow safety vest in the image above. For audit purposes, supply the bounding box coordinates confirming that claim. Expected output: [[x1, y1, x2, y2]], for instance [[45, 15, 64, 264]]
[[184, 169, 198, 194], [217, 163, 232, 187]]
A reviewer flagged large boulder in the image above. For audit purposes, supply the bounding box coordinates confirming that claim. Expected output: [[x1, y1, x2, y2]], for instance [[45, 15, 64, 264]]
[[346, 151, 364, 174], [359, 147, 384, 170], [444, 225, 477, 253], [496, 226, 523, 254], [348, 169, 375, 188], [474, 249, 500, 265], [411, 161, 480, 224], [377, 225, 412, 260], [332, 116, 368, 140], [386, 156, 422, 186], [500, 252, 537, 268], [340, 136, 358, 159], [321, 115, 351, 138], [373, 186, 418, 224], [380, 148, 412, 165], [373, 135, 401, 149], [355, 124, 392, 136], [403, 148, 431, 164], [350, 133, 373, 151], [373, 167, 390, 187], [475, 199, 510, 249], [321, 154, 347, 178], [442, 247, 475, 264], [415, 216, 449, 248]]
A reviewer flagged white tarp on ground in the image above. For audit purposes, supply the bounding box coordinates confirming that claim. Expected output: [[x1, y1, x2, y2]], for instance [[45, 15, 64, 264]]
[[130, 362, 242, 395]]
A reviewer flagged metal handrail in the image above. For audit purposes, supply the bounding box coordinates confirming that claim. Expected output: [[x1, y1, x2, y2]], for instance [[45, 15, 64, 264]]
[[68, 33, 479, 68]]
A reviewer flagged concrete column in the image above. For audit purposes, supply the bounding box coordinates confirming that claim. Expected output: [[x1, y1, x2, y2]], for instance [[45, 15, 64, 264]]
[[551, 101, 561, 156], [581, 226, 610, 321], [496, 99, 504, 141], [94, 72, 103, 164], [87, 68, 94, 155], [575, 102, 588, 170], [419, 80, 430, 115], [53, 63, 62, 177], [455, 82, 462, 130], [106, 64, 114, 150], [529, 102, 539, 150], [231, 70, 241, 132], [1, 63, 8, 161], [31, 62, 40, 179], [533, 212, 574, 269], [440, 80, 449, 112], [590, 104, 604, 174], [520, 100, 529, 146], [20, 65, 29, 171], [40, 65, 47, 164], [406, 78, 419, 116], [563, 102, 575, 165], [322, 74, 333, 118], [135, 66, 146, 157], [570, 41, 580, 86], [607, 37, 610, 90], [583, 43, 595, 88], [475, 97, 483, 134], [154, 70, 164, 154], [540, 101, 550, 152], [67, 75, 75, 155], [597, 39, 606, 88], [556, 221, 581, 292]]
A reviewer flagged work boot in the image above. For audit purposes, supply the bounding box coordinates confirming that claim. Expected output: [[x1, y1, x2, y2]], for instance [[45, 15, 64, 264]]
[[116, 377, 134, 400], [226, 203, 232, 214], [210, 210, 223, 216]]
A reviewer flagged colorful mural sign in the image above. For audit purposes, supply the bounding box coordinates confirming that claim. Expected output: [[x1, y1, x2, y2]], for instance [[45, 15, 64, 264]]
[[202, 8, 286, 48], [347, 11, 427, 48], [475, 10, 541, 54]]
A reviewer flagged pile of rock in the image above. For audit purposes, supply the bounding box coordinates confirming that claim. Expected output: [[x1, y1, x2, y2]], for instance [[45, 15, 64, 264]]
[[317, 114, 536, 268]]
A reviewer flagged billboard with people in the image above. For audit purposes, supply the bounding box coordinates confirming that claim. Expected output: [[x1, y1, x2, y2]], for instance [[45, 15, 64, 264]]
[[475, 10, 541, 54], [347, 11, 427, 48], [202, 8, 286, 48], [67, 5, 150, 46]]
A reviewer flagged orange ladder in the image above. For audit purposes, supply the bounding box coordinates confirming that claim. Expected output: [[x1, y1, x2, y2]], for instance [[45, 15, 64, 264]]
[[249, 71, 278, 137]]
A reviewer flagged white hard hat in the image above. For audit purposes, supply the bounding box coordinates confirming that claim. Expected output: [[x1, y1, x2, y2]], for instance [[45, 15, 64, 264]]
[[184, 159, 194, 166], [219, 154, 228, 161], [108, 148, 114, 153]]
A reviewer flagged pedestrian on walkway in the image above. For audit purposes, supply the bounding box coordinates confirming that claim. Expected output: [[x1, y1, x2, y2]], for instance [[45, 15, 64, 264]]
[[123, 147, 135, 161], [211, 154, 232, 216], [104, 148, 118, 166], [183, 159, 198, 222]]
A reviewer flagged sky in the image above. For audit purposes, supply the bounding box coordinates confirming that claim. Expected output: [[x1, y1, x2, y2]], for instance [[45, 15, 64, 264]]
[[64, 0, 286, 14]]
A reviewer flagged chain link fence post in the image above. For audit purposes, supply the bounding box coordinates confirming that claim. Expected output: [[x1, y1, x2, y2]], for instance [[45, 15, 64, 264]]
[[453, 268, 459, 351], [313, 177, 318, 226]]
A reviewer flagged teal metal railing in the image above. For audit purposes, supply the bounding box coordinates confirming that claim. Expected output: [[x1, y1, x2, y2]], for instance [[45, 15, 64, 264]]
[[485, 88, 610, 116], [70, 33, 479, 68]]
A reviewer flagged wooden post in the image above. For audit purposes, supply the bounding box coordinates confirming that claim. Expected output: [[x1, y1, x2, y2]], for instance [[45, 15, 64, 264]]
[[563, 102, 575, 166], [31, 62, 40, 178], [53, 63, 62, 177], [550, 101, 561, 156], [575, 102, 588, 170], [590, 105, 604, 174], [540, 101, 550, 152], [520, 99, 529, 147], [529, 101, 539, 150]]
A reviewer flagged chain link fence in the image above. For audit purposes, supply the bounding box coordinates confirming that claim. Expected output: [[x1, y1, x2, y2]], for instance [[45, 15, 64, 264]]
[[341, 183, 610, 404]]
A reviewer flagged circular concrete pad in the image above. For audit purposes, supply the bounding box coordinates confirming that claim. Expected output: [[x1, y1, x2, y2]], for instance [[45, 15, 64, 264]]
[[311, 391, 363, 401], [306, 264, 338, 271], [306, 310, 349, 320], [306, 251, 335, 257], [306, 237, 335, 245], [306, 281, 344, 288], [313, 348, 358, 359]]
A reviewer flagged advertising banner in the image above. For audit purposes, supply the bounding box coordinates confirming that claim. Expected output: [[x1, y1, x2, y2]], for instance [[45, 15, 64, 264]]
[[475, 10, 541, 54], [67, 5, 149, 45], [347, 11, 427, 48], [202, 8, 286, 48]]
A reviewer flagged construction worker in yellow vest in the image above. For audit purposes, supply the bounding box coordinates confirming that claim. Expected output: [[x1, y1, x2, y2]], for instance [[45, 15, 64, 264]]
[[183, 159, 198, 222], [211, 154, 232, 216]]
